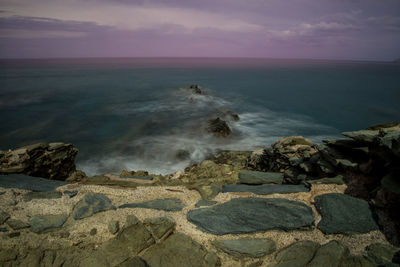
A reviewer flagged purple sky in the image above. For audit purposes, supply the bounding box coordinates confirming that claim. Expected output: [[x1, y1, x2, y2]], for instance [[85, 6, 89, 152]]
[[0, 0, 399, 60]]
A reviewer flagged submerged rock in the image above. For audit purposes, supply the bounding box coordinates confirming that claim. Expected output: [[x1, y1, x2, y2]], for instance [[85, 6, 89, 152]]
[[72, 193, 116, 220], [187, 197, 314, 235], [141, 233, 220, 267], [222, 184, 310, 195], [0, 142, 78, 180], [119, 198, 184, 212], [315, 193, 379, 234], [29, 214, 68, 234], [238, 170, 284, 185], [212, 238, 276, 258], [206, 117, 231, 137]]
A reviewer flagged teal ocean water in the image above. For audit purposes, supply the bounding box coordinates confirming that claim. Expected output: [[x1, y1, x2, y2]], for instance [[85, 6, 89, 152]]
[[1, 58, 399, 175]]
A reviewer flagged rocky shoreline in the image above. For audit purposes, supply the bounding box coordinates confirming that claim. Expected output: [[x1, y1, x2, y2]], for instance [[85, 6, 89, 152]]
[[1, 123, 400, 266]]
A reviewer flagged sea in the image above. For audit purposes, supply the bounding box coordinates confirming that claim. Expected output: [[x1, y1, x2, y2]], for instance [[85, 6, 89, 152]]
[[1, 58, 399, 176]]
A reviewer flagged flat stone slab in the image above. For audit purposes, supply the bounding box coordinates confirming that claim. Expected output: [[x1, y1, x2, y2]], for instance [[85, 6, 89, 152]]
[[143, 216, 176, 239], [119, 175, 153, 180], [141, 233, 220, 267], [275, 240, 320, 267], [238, 171, 283, 185], [0, 174, 68, 191], [6, 219, 30, 230], [72, 194, 116, 220], [23, 191, 62, 201], [187, 198, 314, 235], [119, 198, 184, 212], [29, 214, 68, 233], [314, 193, 379, 234], [222, 184, 310, 195], [63, 190, 78, 198], [212, 238, 276, 258]]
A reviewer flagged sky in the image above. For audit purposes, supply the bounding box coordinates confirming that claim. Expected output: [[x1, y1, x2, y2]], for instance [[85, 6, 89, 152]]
[[0, 0, 399, 60]]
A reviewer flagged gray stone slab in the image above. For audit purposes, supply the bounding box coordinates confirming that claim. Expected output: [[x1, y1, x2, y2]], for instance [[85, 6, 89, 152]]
[[238, 171, 284, 185], [0, 174, 68, 191], [187, 198, 314, 235], [222, 184, 310, 195], [72, 194, 116, 220], [63, 190, 78, 198], [274, 240, 320, 267], [6, 219, 30, 230], [315, 193, 379, 235], [119, 198, 184, 212], [23, 191, 62, 201], [29, 214, 68, 234], [195, 200, 218, 208], [212, 238, 276, 258]]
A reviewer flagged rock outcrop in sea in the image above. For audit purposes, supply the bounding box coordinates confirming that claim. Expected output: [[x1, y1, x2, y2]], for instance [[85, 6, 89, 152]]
[[1, 122, 400, 266]]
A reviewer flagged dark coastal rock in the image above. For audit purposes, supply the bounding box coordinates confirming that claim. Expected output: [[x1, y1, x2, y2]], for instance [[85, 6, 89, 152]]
[[342, 130, 379, 143], [222, 184, 310, 195], [72, 193, 116, 220], [307, 240, 350, 267], [63, 190, 78, 198], [0, 174, 68, 191], [212, 238, 276, 258], [0, 191, 5, 195], [381, 173, 400, 195], [195, 200, 218, 207], [174, 149, 191, 160], [274, 240, 320, 267], [238, 170, 284, 185], [6, 219, 30, 230], [315, 193, 379, 234], [29, 214, 68, 233], [23, 191, 62, 201], [0, 227, 8, 232], [217, 110, 240, 122], [0, 142, 78, 180], [144, 216, 176, 239], [188, 84, 203, 94], [108, 220, 120, 234], [187, 198, 314, 235], [206, 117, 231, 137], [141, 233, 220, 267], [119, 198, 184, 212], [365, 243, 399, 266], [0, 210, 10, 224]]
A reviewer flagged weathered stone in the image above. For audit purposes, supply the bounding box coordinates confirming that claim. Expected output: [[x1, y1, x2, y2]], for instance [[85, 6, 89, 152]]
[[72, 193, 115, 220], [0, 142, 78, 180], [119, 198, 184, 212], [0, 248, 18, 262], [206, 117, 231, 137], [222, 184, 310, 195], [6, 219, 30, 230], [63, 190, 78, 198], [365, 243, 399, 265], [108, 220, 120, 234], [7, 231, 20, 238], [23, 191, 62, 201], [212, 238, 276, 258], [0, 227, 8, 232], [142, 233, 220, 267], [336, 159, 358, 169], [187, 198, 314, 235], [65, 170, 87, 182], [196, 185, 221, 200], [341, 255, 375, 267], [126, 215, 140, 227], [0, 174, 68, 191], [29, 214, 68, 233], [144, 216, 176, 239], [315, 193, 379, 234], [308, 240, 349, 267], [342, 130, 379, 143], [238, 170, 284, 185], [0, 210, 10, 224], [307, 175, 345, 185], [274, 240, 320, 267], [195, 200, 218, 207]]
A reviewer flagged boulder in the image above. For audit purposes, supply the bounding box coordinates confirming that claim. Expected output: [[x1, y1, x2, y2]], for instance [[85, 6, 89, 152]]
[[314, 193, 379, 234], [206, 118, 231, 137], [212, 238, 276, 258], [187, 198, 314, 235], [238, 170, 284, 185], [0, 142, 78, 180], [141, 233, 220, 267], [72, 194, 116, 220], [119, 198, 184, 212], [222, 184, 310, 195], [29, 214, 68, 234]]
